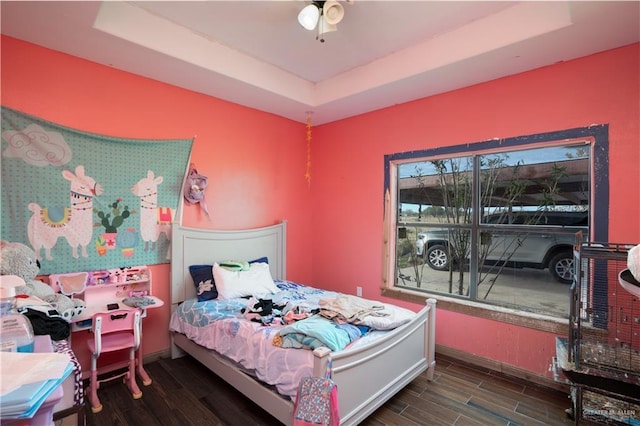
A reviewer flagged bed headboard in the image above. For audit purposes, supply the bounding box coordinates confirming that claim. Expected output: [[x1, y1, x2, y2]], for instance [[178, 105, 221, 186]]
[[171, 221, 287, 305]]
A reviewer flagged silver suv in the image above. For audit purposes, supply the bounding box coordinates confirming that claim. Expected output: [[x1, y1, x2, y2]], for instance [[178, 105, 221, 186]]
[[415, 211, 588, 284]]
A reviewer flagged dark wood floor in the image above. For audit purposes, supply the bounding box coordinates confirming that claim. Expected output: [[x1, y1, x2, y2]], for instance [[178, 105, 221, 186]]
[[78, 354, 581, 426]]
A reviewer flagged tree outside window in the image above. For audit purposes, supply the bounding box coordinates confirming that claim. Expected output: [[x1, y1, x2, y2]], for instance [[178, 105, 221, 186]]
[[392, 141, 591, 316]]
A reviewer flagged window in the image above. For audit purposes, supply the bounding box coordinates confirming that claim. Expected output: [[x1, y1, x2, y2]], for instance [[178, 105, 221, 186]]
[[384, 126, 609, 319]]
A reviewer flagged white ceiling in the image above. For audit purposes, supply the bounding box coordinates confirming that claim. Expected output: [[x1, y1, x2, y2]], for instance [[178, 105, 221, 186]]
[[1, 1, 639, 124]]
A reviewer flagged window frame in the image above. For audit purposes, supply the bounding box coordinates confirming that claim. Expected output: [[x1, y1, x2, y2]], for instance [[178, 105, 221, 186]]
[[382, 125, 609, 332]]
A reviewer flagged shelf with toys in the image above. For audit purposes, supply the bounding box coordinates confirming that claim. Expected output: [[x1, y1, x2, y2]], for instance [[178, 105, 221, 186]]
[[48, 265, 163, 331]]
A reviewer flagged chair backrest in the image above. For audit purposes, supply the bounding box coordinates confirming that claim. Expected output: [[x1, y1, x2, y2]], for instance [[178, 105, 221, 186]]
[[91, 308, 142, 357]]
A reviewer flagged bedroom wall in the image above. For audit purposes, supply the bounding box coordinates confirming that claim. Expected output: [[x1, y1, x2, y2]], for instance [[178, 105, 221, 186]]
[[309, 43, 640, 379], [2, 35, 638, 383], [0, 36, 314, 369]]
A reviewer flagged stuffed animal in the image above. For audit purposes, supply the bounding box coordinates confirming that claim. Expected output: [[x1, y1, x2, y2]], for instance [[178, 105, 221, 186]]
[[0, 240, 85, 321]]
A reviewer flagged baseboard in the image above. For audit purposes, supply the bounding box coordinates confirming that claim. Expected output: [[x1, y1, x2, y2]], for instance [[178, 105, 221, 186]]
[[435, 344, 570, 393], [149, 347, 568, 391], [125, 347, 571, 394], [143, 348, 171, 364]]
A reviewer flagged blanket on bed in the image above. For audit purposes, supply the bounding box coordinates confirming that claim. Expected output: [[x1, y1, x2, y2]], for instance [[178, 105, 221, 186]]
[[273, 314, 365, 351], [273, 294, 416, 351], [174, 281, 339, 327], [174, 281, 416, 351], [170, 280, 418, 398]]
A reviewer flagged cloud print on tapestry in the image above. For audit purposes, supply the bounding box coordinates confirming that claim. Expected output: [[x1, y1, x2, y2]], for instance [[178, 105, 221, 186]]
[[2, 123, 72, 167]]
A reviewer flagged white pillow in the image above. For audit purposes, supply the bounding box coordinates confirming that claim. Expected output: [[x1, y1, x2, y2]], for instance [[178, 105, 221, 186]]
[[212, 262, 279, 299]]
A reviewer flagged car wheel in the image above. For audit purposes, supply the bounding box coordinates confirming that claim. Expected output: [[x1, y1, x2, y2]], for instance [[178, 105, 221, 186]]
[[549, 251, 574, 284], [427, 245, 450, 271]]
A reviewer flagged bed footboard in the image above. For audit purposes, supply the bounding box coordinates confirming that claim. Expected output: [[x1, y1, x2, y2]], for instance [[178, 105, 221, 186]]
[[312, 298, 436, 425], [172, 298, 436, 425]]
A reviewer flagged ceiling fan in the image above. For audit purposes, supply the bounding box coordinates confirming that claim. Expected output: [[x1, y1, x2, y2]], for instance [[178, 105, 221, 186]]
[[297, 1, 346, 43]]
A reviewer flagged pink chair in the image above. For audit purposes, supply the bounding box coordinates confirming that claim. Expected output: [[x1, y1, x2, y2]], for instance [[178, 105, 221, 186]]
[[86, 309, 143, 413]]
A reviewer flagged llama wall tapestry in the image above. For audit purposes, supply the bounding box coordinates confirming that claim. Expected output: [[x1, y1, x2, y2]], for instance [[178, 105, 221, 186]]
[[131, 171, 174, 253], [28, 165, 103, 261], [1, 106, 193, 274]]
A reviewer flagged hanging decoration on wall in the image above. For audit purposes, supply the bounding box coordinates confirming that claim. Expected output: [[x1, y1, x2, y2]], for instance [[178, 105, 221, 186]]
[[0, 106, 194, 274], [305, 111, 313, 187], [183, 165, 210, 220]]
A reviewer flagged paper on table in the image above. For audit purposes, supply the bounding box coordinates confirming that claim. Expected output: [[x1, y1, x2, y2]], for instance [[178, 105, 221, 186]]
[[0, 351, 70, 396]]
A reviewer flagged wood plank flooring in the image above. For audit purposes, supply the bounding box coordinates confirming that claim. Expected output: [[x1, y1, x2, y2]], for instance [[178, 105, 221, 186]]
[[77, 354, 582, 426]]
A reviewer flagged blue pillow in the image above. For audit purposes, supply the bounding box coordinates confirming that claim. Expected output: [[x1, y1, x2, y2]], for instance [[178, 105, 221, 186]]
[[250, 256, 269, 264], [189, 265, 218, 301]]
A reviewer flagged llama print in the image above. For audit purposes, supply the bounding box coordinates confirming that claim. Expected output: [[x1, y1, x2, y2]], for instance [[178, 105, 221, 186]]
[[28, 165, 103, 260], [131, 170, 173, 252]]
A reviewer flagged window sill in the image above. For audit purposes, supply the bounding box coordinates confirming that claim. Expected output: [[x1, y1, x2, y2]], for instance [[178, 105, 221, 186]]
[[381, 287, 569, 335]]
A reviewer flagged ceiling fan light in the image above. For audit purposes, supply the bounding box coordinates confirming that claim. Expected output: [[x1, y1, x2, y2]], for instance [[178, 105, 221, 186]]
[[298, 4, 320, 31], [323, 1, 344, 26]]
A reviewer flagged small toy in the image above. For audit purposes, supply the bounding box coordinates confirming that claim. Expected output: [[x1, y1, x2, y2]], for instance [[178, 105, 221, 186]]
[[89, 270, 110, 285]]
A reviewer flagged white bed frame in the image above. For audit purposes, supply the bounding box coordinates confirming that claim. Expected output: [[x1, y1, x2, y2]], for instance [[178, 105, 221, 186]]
[[170, 221, 437, 425]]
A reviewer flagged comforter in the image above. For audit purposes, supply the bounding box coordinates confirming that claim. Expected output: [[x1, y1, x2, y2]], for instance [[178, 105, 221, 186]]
[[170, 281, 415, 398]]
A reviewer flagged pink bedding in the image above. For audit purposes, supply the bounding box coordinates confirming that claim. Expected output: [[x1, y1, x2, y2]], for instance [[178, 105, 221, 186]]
[[169, 280, 415, 398]]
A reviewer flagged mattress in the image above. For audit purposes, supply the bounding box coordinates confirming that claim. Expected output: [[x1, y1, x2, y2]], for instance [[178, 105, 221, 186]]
[[169, 281, 415, 398]]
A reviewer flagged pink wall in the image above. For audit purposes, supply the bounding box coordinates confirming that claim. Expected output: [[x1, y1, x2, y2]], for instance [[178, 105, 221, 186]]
[[310, 43, 639, 377], [2, 35, 639, 380], [1, 36, 314, 368]]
